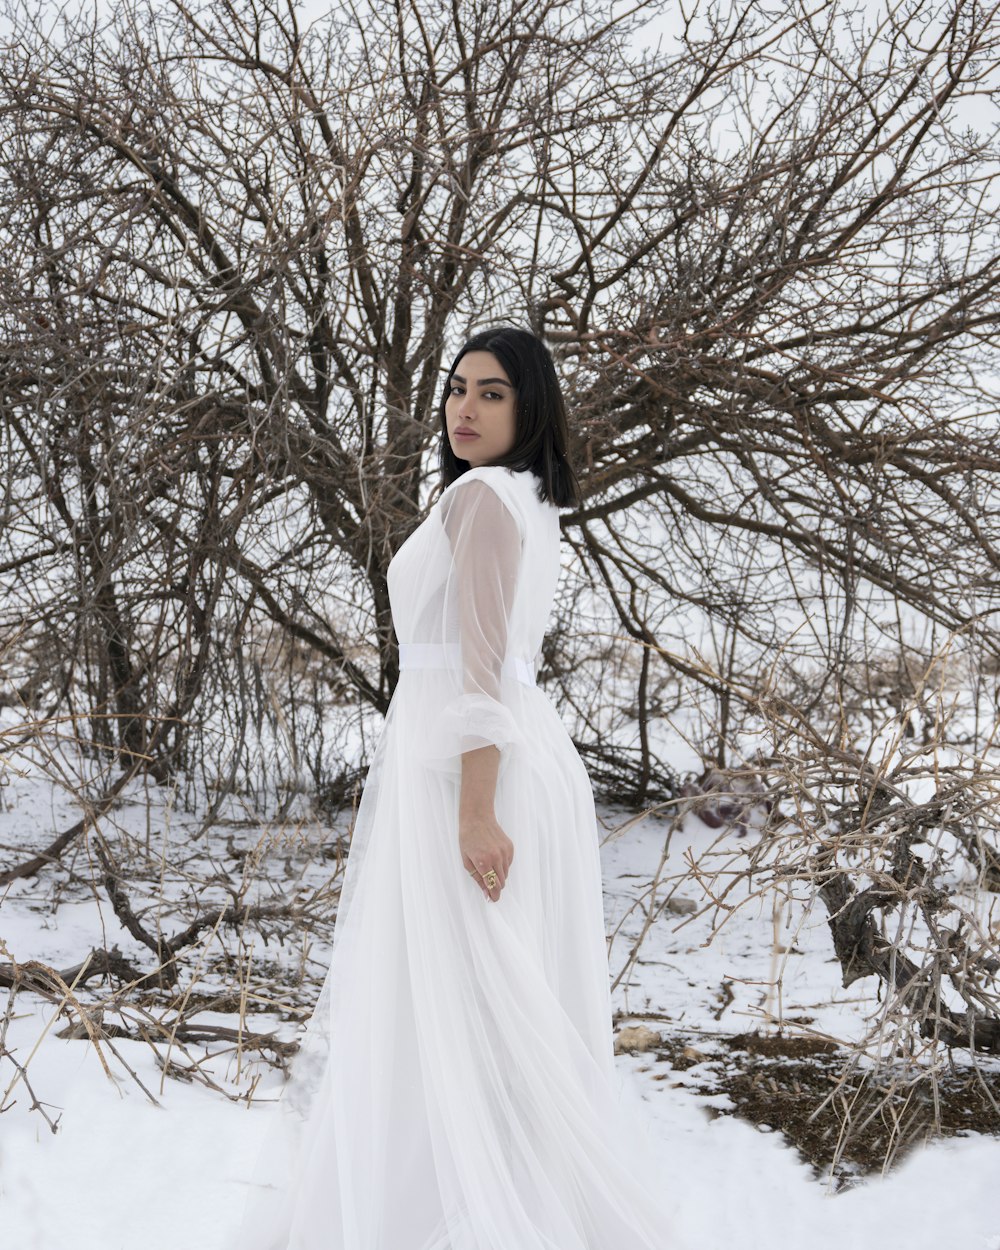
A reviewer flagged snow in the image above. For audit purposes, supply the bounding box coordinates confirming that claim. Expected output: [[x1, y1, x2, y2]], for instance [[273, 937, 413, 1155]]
[[2, 777, 999, 1250]]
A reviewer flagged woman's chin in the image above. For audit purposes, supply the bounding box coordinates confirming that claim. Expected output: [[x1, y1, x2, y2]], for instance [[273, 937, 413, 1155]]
[[455, 449, 482, 465]]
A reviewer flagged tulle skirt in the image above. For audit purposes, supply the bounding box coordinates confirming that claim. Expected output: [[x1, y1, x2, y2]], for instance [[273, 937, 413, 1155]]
[[230, 673, 685, 1249]]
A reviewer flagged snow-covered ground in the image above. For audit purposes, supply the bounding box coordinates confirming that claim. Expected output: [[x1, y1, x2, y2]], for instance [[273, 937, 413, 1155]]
[[2, 769, 999, 1250]]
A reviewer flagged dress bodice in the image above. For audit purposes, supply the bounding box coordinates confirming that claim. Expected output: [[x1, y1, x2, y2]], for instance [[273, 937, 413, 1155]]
[[386, 466, 562, 674], [385, 465, 562, 776]]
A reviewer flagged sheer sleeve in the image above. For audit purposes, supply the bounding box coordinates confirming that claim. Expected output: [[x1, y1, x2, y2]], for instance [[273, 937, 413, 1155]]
[[415, 474, 525, 775]]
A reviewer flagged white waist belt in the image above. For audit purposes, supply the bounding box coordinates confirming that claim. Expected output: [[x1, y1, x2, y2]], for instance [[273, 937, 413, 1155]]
[[398, 642, 536, 688]]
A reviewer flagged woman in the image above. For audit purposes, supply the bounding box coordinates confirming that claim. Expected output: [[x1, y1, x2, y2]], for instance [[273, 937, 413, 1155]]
[[232, 326, 686, 1250]]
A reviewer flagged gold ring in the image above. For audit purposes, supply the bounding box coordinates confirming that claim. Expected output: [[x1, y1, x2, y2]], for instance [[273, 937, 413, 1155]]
[[483, 869, 500, 890]]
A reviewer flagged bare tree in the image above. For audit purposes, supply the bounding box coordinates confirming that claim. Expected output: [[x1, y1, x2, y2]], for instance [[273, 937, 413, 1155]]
[[1, 0, 1000, 1157]]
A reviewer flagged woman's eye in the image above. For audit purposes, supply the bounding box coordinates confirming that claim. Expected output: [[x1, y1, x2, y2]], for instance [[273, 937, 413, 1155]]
[[449, 385, 464, 396]]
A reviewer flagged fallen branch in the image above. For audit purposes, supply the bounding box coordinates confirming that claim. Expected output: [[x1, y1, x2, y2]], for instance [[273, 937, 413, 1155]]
[[0, 946, 151, 995], [54, 1013, 297, 1059]]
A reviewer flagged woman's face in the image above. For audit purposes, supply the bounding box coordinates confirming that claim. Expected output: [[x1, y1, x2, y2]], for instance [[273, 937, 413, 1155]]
[[444, 350, 517, 467]]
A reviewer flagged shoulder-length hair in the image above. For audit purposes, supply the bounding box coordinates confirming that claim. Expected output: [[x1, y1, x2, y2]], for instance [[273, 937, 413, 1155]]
[[436, 325, 582, 509]]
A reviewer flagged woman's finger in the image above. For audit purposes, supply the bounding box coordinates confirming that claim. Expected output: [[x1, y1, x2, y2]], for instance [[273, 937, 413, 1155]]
[[466, 860, 491, 898], [463, 855, 507, 901], [473, 863, 498, 899]]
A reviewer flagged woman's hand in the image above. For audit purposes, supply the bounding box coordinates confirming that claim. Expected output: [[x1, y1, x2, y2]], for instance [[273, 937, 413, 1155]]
[[459, 810, 514, 902], [458, 744, 512, 901]]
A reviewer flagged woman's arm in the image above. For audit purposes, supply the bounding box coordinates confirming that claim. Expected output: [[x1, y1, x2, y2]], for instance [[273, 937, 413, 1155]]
[[458, 744, 513, 901], [441, 475, 522, 901]]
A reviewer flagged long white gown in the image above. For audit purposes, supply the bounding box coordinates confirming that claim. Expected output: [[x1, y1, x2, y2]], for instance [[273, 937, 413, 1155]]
[[231, 465, 685, 1250]]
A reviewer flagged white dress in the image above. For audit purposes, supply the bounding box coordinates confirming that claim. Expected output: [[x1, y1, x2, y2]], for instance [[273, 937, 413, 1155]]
[[232, 465, 685, 1250]]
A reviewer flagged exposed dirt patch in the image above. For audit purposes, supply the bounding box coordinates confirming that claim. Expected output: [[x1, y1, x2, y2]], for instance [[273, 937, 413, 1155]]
[[646, 1029, 1000, 1189]]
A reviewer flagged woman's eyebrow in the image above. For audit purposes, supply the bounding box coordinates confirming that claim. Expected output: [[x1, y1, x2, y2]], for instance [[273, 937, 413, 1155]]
[[451, 373, 512, 387]]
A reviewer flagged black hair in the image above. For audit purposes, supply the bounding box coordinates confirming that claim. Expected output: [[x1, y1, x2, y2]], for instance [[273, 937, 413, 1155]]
[[436, 325, 582, 509]]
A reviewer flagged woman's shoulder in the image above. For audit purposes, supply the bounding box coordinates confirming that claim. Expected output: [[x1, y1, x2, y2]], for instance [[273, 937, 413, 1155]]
[[437, 467, 533, 536], [438, 465, 525, 508], [442, 465, 550, 500], [441, 464, 518, 489]]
